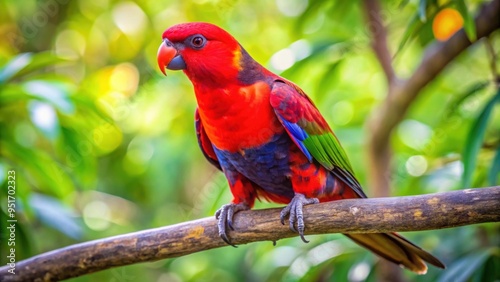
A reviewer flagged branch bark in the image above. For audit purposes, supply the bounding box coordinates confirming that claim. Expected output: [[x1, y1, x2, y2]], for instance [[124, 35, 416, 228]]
[[1, 187, 499, 282], [363, 0, 397, 84]]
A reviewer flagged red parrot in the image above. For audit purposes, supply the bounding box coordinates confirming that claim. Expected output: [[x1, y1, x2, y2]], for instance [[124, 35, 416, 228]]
[[157, 22, 445, 274]]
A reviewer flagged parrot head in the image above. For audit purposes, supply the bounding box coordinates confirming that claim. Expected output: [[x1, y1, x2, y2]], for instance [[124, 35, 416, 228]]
[[157, 22, 246, 85]]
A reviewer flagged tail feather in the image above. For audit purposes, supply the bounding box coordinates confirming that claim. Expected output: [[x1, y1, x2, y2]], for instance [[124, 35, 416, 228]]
[[344, 233, 445, 274]]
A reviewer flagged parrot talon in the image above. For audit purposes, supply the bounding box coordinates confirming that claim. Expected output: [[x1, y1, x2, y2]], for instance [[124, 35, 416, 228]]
[[215, 202, 249, 247], [280, 193, 319, 243], [279, 204, 291, 225], [221, 232, 236, 248]]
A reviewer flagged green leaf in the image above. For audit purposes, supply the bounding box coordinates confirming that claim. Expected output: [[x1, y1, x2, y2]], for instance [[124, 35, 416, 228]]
[[315, 61, 343, 104], [0, 84, 30, 104], [0, 203, 33, 259], [455, 0, 476, 41], [28, 101, 61, 140], [280, 40, 346, 78], [419, 0, 428, 22], [462, 90, 500, 188], [11, 52, 67, 80], [395, 13, 425, 58], [488, 146, 500, 186], [445, 81, 490, 117], [438, 249, 494, 282], [399, 0, 411, 9], [295, 0, 330, 32], [326, 1, 353, 23], [58, 126, 98, 187], [479, 251, 500, 282], [29, 193, 83, 239], [23, 80, 75, 114], [70, 93, 113, 123], [0, 53, 33, 84], [0, 141, 75, 198], [0, 52, 66, 83], [417, 15, 436, 46]]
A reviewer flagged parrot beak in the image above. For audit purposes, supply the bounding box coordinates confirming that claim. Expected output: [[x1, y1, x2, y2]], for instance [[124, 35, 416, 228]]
[[157, 39, 186, 75]]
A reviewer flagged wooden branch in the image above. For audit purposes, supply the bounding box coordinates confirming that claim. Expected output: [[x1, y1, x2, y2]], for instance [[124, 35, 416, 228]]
[[363, 0, 397, 84], [1, 187, 499, 282]]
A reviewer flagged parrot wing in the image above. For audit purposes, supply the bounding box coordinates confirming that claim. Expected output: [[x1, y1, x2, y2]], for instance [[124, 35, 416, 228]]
[[270, 79, 445, 273], [195, 108, 222, 171], [270, 80, 366, 198]]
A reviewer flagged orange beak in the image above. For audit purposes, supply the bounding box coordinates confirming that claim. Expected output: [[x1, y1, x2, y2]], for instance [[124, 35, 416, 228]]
[[157, 40, 185, 75]]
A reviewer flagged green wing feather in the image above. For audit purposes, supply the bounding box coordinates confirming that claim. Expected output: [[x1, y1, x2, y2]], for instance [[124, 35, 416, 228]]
[[270, 79, 366, 197]]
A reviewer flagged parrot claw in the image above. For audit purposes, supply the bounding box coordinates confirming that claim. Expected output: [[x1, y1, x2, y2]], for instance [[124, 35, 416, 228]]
[[215, 202, 250, 247], [280, 193, 319, 243]]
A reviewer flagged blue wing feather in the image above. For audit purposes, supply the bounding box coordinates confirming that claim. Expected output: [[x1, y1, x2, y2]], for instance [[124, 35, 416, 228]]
[[279, 118, 313, 162]]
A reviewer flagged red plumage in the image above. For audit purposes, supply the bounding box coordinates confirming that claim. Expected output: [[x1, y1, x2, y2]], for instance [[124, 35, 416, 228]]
[[157, 22, 445, 274]]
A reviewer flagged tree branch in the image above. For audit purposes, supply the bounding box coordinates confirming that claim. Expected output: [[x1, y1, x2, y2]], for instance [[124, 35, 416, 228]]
[[368, 0, 500, 154], [364, 0, 500, 253], [1, 187, 499, 282], [363, 0, 397, 84], [364, 2, 500, 279]]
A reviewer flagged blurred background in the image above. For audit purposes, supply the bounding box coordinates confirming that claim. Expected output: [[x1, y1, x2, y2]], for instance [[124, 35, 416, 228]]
[[0, 0, 498, 281]]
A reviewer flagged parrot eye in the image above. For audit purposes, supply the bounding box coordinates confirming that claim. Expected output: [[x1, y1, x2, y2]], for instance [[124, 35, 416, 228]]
[[189, 35, 206, 49]]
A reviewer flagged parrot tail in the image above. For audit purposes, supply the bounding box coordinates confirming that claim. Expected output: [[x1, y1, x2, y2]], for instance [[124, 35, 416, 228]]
[[344, 233, 445, 274]]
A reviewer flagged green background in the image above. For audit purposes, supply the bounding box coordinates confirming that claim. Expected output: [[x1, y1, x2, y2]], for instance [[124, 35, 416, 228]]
[[0, 0, 499, 281]]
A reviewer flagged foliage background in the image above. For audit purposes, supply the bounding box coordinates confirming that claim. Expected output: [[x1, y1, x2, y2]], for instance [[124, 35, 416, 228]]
[[0, 0, 499, 281]]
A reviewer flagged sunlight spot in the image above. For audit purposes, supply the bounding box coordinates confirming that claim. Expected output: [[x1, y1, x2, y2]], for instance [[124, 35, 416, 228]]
[[427, 160, 463, 191], [270, 39, 312, 72], [398, 119, 433, 150], [123, 138, 154, 175], [126, 137, 154, 165], [406, 155, 428, 177], [271, 246, 299, 267], [110, 63, 139, 96], [289, 39, 312, 61], [29, 102, 56, 128], [270, 48, 295, 71], [28, 102, 59, 140], [276, 0, 308, 17], [83, 201, 111, 231], [289, 256, 310, 278], [303, 12, 325, 34], [348, 262, 371, 282], [55, 29, 86, 59], [112, 2, 147, 35], [307, 241, 344, 265], [331, 101, 353, 126], [93, 123, 122, 154]]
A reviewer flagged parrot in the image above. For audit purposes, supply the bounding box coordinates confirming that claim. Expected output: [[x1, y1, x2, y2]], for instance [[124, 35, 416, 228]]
[[157, 22, 445, 274]]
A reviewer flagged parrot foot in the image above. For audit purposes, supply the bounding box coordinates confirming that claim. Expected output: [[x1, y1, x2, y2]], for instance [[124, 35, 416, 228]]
[[280, 193, 319, 243], [215, 202, 250, 247]]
